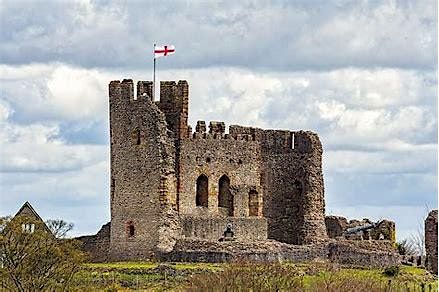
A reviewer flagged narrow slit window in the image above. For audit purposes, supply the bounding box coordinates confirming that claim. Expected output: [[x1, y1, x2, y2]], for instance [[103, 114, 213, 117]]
[[127, 222, 135, 237]]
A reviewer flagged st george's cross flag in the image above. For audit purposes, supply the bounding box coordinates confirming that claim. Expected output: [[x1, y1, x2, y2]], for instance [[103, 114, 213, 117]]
[[154, 45, 175, 58]]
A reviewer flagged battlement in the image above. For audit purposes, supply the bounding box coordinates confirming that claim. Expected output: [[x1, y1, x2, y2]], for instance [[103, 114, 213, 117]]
[[158, 80, 188, 113], [189, 120, 256, 141], [110, 79, 189, 139], [185, 121, 318, 153], [109, 79, 188, 106]]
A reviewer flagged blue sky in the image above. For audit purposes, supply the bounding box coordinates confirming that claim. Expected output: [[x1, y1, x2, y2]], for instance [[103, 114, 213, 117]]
[[0, 0, 437, 241]]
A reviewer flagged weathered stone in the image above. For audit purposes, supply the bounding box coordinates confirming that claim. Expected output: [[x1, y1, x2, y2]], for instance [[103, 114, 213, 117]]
[[425, 209, 438, 275], [325, 216, 395, 243], [77, 79, 403, 266], [76, 223, 111, 262]]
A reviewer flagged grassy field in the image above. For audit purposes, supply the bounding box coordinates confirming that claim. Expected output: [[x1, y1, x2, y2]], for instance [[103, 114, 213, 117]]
[[71, 261, 438, 291]]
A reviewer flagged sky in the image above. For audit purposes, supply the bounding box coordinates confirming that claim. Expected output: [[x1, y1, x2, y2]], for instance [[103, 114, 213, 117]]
[[0, 0, 437, 241]]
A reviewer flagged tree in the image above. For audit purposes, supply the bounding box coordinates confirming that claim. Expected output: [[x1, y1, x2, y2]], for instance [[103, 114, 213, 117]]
[[396, 239, 417, 256], [0, 216, 86, 291]]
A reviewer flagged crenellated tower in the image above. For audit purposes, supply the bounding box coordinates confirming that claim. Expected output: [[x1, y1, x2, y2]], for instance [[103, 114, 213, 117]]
[[109, 79, 180, 260], [108, 78, 327, 261]]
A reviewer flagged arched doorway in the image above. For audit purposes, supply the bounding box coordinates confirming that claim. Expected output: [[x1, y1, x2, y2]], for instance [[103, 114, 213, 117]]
[[196, 174, 208, 207], [218, 175, 233, 216]]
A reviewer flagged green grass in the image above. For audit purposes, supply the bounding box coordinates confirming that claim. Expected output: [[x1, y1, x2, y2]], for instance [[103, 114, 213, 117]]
[[72, 261, 438, 291], [86, 261, 157, 269]]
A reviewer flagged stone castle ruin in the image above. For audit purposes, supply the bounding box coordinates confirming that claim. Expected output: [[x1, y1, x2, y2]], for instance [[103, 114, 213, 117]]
[[78, 79, 408, 267], [108, 79, 326, 260]]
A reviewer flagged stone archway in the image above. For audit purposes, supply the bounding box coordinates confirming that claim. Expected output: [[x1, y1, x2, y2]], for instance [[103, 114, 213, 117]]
[[218, 175, 233, 216], [196, 174, 208, 207]]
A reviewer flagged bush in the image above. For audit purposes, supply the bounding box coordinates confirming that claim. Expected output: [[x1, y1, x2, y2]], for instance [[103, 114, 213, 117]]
[[383, 265, 400, 277], [0, 216, 86, 291]]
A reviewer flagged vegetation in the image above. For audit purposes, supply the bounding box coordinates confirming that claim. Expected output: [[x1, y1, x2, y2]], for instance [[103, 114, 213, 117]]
[[0, 216, 86, 291], [397, 239, 418, 256], [69, 261, 438, 291], [0, 215, 436, 292]]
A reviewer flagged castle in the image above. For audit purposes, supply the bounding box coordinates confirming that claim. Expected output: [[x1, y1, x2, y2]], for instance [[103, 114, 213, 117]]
[[76, 78, 406, 267], [108, 79, 326, 260]]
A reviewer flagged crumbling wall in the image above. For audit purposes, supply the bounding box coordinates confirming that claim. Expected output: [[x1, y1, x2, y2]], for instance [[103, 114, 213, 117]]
[[162, 238, 399, 268], [257, 129, 327, 244], [325, 216, 395, 243], [325, 216, 348, 238], [425, 209, 438, 275], [180, 215, 267, 241], [109, 79, 179, 261], [76, 223, 110, 262], [328, 240, 399, 267]]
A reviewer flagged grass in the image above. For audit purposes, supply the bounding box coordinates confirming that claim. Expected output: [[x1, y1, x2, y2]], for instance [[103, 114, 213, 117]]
[[71, 261, 438, 291]]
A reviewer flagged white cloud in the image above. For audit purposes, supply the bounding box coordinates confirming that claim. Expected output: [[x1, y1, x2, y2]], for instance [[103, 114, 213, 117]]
[[0, 63, 111, 122], [0, 99, 107, 172], [0, 1, 435, 70]]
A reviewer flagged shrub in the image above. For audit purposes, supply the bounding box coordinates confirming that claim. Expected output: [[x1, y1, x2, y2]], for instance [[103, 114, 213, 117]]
[[383, 265, 400, 277], [0, 216, 86, 291]]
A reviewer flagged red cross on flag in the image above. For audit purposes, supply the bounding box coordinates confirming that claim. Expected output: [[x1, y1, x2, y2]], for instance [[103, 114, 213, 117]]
[[154, 45, 175, 59]]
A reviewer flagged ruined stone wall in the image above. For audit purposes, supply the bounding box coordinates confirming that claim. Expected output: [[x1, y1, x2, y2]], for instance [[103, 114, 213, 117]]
[[162, 238, 399, 268], [325, 216, 396, 242], [178, 122, 262, 219], [327, 240, 399, 267], [325, 216, 348, 238], [425, 209, 438, 275], [76, 223, 110, 262], [181, 215, 267, 241], [109, 80, 179, 261], [235, 127, 327, 245]]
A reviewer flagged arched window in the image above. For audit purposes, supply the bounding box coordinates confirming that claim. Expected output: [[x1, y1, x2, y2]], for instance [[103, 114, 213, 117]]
[[218, 175, 233, 216], [248, 190, 260, 217], [196, 175, 208, 207], [132, 129, 141, 145]]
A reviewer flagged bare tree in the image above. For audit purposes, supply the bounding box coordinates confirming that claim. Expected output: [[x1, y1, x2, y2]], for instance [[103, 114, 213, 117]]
[[46, 219, 74, 238]]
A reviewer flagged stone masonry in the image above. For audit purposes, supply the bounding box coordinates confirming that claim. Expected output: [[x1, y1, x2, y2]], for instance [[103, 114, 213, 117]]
[[76, 78, 403, 267], [425, 210, 438, 275], [107, 79, 327, 260], [325, 216, 396, 243]]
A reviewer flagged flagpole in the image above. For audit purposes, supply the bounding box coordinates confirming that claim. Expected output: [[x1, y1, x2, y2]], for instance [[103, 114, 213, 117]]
[[153, 43, 156, 101]]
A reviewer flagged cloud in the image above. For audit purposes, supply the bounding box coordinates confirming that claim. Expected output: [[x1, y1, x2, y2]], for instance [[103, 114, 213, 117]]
[[0, 160, 110, 236], [0, 0, 436, 70], [0, 101, 107, 173], [0, 63, 111, 123]]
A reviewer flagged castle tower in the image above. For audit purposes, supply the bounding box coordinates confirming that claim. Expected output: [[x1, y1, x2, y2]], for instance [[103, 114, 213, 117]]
[[108, 79, 180, 260]]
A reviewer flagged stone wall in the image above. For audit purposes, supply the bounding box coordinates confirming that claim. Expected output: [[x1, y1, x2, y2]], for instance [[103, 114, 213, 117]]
[[325, 216, 348, 238], [259, 130, 327, 244], [178, 127, 262, 218], [76, 223, 110, 262], [327, 240, 399, 267], [109, 80, 179, 261], [425, 209, 438, 275], [325, 216, 396, 242], [161, 238, 399, 268], [180, 215, 267, 241]]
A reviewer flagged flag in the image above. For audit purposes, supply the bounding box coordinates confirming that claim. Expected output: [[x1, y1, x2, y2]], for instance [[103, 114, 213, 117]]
[[154, 45, 175, 59]]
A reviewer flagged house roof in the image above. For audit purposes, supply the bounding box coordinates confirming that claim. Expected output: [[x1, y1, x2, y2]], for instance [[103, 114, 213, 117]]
[[14, 201, 51, 233]]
